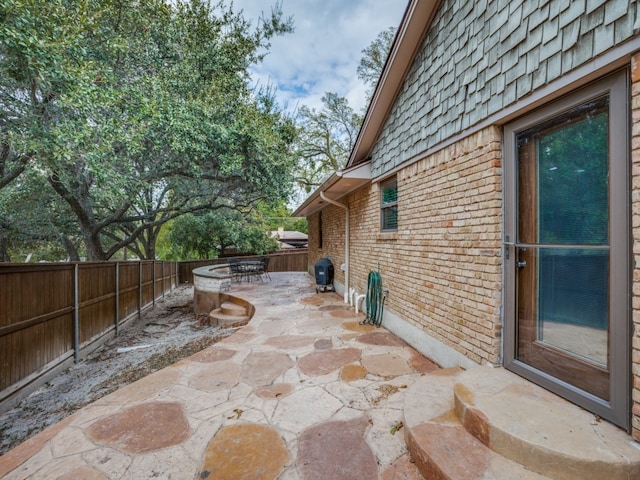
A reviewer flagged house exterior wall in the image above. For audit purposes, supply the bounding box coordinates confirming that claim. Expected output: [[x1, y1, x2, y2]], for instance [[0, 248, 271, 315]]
[[305, 1, 640, 440], [307, 205, 346, 287], [372, 0, 638, 177], [309, 127, 502, 366], [351, 127, 503, 365]]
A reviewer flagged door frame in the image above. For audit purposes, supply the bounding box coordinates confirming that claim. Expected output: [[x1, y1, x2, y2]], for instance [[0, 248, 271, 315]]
[[502, 70, 630, 429]]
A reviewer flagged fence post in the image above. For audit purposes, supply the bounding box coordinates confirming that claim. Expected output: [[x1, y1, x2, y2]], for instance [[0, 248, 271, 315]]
[[73, 263, 79, 364], [115, 262, 120, 336], [162, 262, 165, 298], [152, 260, 156, 306], [138, 261, 142, 318]]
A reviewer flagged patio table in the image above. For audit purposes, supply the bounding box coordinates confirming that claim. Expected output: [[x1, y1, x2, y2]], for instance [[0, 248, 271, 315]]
[[238, 260, 264, 282]]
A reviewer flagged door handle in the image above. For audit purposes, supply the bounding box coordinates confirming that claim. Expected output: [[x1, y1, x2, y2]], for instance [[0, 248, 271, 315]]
[[503, 238, 514, 260], [517, 260, 527, 268]]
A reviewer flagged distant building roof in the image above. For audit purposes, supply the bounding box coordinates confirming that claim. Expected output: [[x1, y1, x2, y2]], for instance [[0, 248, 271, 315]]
[[271, 228, 308, 249], [271, 228, 308, 241]]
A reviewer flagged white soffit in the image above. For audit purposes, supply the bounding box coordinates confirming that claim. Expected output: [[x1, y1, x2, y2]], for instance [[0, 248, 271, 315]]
[[292, 162, 371, 217]]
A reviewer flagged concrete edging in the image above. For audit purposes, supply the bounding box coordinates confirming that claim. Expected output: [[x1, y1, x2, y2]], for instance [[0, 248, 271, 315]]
[[331, 278, 478, 370]]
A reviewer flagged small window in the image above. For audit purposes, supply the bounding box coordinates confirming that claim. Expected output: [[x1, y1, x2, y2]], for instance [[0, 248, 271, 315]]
[[380, 176, 398, 231]]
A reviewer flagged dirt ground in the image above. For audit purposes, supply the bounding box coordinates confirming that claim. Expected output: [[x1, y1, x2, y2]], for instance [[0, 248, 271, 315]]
[[0, 285, 233, 456]]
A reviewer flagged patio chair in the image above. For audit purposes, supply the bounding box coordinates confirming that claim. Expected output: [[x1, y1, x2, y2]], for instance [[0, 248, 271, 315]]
[[244, 258, 264, 282], [227, 257, 243, 283], [257, 256, 271, 281]]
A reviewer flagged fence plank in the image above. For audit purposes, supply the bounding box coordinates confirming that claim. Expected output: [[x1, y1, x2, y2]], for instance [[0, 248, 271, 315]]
[[0, 260, 169, 409], [0, 253, 304, 411], [0, 264, 74, 394]]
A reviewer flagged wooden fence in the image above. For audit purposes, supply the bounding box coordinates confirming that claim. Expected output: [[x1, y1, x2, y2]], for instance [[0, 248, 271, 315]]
[[0, 251, 307, 411], [0, 261, 178, 411], [178, 250, 308, 284]]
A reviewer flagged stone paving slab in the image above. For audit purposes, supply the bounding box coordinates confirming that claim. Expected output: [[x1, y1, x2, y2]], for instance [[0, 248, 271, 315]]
[[0, 273, 435, 479]]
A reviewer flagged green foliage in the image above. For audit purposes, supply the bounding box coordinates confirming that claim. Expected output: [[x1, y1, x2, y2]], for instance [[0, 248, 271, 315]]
[[255, 200, 307, 233], [0, 167, 83, 261], [357, 26, 396, 99], [0, 0, 296, 261], [164, 208, 279, 261]]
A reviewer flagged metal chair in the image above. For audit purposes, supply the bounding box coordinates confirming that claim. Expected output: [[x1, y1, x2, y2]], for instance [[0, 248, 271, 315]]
[[227, 257, 243, 283], [257, 256, 271, 281]]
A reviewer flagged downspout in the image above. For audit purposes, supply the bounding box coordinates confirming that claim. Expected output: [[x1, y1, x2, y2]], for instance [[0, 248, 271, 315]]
[[320, 190, 349, 304]]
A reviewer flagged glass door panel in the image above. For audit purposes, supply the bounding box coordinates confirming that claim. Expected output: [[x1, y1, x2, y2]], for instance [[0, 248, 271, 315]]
[[504, 71, 629, 429], [515, 96, 610, 400], [537, 248, 608, 367]]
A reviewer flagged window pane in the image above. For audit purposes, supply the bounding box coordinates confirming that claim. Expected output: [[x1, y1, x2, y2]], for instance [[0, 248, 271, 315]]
[[517, 97, 609, 245], [537, 247, 608, 367], [382, 205, 398, 230], [382, 178, 398, 205]]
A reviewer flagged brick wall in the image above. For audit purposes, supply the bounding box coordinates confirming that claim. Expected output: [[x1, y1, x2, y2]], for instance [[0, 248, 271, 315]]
[[372, 0, 638, 177], [631, 52, 640, 441], [347, 126, 503, 365], [308, 205, 346, 287], [310, 73, 640, 436]]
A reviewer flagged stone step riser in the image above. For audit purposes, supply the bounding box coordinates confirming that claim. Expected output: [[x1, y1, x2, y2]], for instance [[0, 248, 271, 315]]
[[220, 302, 246, 316], [406, 418, 550, 480], [404, 367, 640, 480], [452, 375, 640, 480], [208, 309, 250, 328]]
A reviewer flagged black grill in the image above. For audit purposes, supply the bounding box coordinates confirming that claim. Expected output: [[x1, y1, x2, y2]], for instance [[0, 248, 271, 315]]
[[314, 257, 335, 293]]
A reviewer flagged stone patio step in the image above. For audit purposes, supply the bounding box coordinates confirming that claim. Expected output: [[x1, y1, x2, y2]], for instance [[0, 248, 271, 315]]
[[208, 305, 249, 328], [220, 301, 247, 316], [403, 366, 640, 480], [406, 416, 551, 480]]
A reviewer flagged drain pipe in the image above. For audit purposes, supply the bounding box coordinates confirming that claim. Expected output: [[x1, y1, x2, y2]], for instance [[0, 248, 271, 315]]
[[320, 190, 349, 304]]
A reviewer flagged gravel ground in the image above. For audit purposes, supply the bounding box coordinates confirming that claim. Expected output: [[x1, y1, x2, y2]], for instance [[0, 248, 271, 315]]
[[0, 285, 233, 456]]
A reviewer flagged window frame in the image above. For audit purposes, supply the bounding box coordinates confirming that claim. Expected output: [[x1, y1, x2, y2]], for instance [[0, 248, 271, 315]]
[[380, 176, 398, 232]]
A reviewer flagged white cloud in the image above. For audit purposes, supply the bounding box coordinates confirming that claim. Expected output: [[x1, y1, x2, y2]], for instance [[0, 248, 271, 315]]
[[232, 0, 407, 112]]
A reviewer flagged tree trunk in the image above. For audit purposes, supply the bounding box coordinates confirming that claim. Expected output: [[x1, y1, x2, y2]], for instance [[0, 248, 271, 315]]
[[0, 227, 10, 262], [137, 225, 157, 260], [82, 229, 109, 261], [61, 236, 81, 262]]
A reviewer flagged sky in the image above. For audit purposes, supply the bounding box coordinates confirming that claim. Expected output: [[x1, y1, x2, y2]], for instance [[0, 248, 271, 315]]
[[232, 0, 408, 113]]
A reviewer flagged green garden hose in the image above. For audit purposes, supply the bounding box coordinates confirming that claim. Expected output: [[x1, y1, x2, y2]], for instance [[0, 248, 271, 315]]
[[362, 269, 386, 326]]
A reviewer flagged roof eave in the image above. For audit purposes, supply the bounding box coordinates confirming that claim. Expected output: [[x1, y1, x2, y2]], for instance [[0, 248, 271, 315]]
[[292, 0, 440, 218], [292, 162, 371, 217], [347, 0, 440, 169]]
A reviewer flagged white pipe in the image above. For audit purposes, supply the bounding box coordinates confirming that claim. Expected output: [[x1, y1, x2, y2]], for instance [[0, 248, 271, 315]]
[[355, 294, 366, 314], [320, 190, 349, 304]]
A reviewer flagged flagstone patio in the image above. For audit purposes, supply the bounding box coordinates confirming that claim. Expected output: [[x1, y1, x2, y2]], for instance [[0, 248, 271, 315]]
[[0, 272, 434, 479]]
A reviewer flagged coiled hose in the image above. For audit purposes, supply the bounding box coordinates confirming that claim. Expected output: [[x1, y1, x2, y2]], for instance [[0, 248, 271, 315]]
[[362, 269, 386, 326]]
